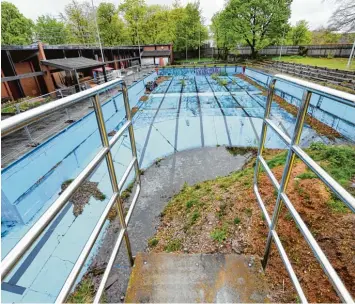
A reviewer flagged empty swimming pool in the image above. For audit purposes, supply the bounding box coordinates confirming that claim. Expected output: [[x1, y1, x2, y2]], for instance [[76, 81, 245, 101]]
[[1, 67, 352, 302]]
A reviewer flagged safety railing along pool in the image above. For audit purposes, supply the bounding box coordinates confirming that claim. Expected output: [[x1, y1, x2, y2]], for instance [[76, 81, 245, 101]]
[[254, 74, 355, 303], [1, 78, 141, 303]]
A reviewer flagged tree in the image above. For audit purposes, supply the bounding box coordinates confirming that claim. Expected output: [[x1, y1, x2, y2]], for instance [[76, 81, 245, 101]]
[[211, 11, 240, 59], [35, 15, 69, 45], [222, 0, 292, 57], [328, 0, 355, 32], [174, 2, 208, 52], [119, 0, 147, 44], [288, 20, 311, 45], [60, 0, 96, 45], [1, 1, 33, 45], [97, 3, 129, 45], [310, 27, 341, 44]]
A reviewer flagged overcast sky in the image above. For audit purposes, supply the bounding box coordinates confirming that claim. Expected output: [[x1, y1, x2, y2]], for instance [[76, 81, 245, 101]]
[[2, 0, 334, 29]]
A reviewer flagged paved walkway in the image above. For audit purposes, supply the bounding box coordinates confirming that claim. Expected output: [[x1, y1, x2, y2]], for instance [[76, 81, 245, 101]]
[[88, 146, 253, 302]]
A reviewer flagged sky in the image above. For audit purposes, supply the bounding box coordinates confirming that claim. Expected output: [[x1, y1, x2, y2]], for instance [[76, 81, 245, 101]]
[[2, 0, 334, 29]]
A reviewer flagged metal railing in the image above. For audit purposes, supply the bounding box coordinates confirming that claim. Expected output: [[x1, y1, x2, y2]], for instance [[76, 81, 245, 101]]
[[1, 78, 141, 303], [254, 74, 355, 303]]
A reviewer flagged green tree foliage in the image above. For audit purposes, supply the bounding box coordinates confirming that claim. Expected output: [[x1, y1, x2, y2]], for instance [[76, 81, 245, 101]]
[[60, 0, 96, 45], [210, 11, 239, 59], [221, 0, 292, 57], [97, 3, 129, 45], [288, 20, 311, 45], [1, 1, 33, 45], [34, 15, 69, 45], [310, 27, 341, 45], [119, 0, 147, 44], [174, 2, 208, 52]]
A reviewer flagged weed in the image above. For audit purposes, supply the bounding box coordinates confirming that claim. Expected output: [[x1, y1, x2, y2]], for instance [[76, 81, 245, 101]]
[[233, 217, 241, 225], [165, 238, 182, 252], [226, 146, 258, 156], [67, 277, 95, 303], [285, 212, 293, 221], [155, 157, 164, 167], [186, 199, 198, 209], [211, 227, 227, 243], [194, 184, 201, 190], [327, 199, 348, 214], [267, 152, 287, 169], [148, 237, 159, 247], [121, 182, 134, 200], [297, 172, 318, 180], [244, 208, 252, 217], [97, 193, 106, 201], [180, 79, 186, 86], [62, 179, 74, 187]]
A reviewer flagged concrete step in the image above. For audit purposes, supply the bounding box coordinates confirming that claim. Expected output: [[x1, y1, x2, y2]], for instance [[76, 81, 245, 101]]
[[125, 253, 270, 303]]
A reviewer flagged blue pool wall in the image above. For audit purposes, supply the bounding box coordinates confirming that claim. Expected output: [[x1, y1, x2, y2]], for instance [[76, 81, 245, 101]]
[[1, 72, 157, 226], [245, 68, 355, 142]]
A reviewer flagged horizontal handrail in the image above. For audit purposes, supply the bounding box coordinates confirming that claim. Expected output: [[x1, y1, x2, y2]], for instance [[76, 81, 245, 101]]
[[56, 192, 119, 303], [254, 75, 355, 303], [1, 78, 123, 137], [275, 74, 355, 106], [1, 146, 108, 279]]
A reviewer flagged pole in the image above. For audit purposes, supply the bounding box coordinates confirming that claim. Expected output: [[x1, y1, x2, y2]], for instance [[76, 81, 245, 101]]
[[136, 19, 142, 66], [199, 25, 201, 61], [279, 27, 286, 61], [347, 40, 355, 68], [91, 0, 104, 63], [186, 33, 187, 62]]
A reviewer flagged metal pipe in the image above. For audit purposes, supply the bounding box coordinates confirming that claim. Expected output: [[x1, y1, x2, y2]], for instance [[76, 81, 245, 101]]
[[93, 229, 125, 303], [275, 74, 355, 106], [122, 82, 141, 186], [281, 193, 354, 303], [253, 79, 276, 186], [55, 193, 119, 303], [1, 147, 108, 280], [271, 230, 308, 303], [347, 40, 355, 68], [1, 79, 123, 137], [92, 93, 134, 267], [262, 90, 312, 268]]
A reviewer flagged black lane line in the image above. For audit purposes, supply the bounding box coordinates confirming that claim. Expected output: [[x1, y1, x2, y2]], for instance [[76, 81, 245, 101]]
[[2, 202, 72, 295], [193, 77, 204, 147], [205, 76, 232, 146], [226, 76, 260, 144], [138, 78, 174, 167], [169, 80, 184, 190]]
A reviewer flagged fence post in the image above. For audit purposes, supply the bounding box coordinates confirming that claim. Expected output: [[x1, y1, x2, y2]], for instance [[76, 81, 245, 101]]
[[262, 89, 312, 268], [92, 92, 134, 267]]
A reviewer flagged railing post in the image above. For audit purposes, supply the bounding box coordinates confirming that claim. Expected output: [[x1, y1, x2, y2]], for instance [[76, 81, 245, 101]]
[[92, 92, 134, 267], [262, 89, 312, 268], [122, 82, 141, 186], [253, 79, 276, 186]]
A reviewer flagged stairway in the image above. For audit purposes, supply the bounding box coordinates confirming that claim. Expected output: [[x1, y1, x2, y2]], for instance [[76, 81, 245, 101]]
[[125, 253, 270, 303]]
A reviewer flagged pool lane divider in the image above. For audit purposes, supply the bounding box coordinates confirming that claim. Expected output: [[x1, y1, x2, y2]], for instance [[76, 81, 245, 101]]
[[138, 77, 174, 167], [205, 76, 232, 146], [193, 77, 205, 147]]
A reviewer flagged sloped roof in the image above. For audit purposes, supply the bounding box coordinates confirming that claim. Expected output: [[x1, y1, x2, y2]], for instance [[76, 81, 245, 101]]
[[41, 57, 105, 70]]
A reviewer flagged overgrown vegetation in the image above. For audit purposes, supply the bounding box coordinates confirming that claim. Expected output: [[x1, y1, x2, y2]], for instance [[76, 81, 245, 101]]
[[150, 144, 355, 302], [67, 277, 96, 303]]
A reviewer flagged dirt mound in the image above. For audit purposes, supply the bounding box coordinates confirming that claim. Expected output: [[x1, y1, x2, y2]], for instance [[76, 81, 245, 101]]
[[150, 148, 355, 303]]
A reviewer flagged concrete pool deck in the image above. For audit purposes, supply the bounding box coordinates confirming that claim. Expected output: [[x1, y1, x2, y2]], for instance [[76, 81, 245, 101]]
[[1, 71, 350, 303]]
